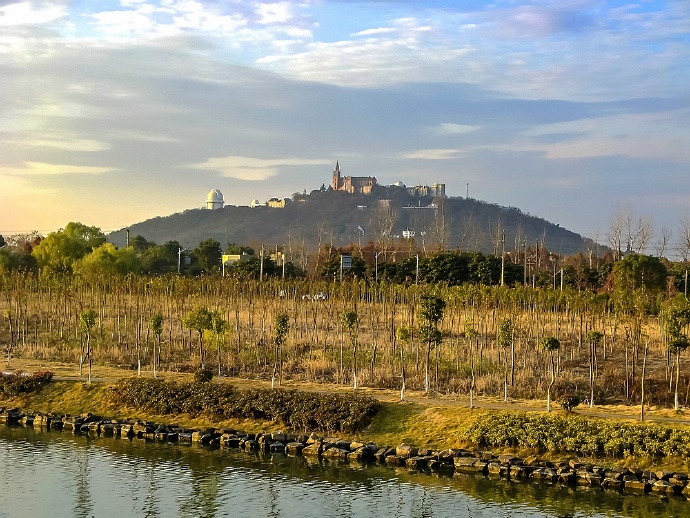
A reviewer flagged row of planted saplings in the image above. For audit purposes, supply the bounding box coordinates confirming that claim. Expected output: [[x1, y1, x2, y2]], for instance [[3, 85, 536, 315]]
[[1, 407, 689, 499]]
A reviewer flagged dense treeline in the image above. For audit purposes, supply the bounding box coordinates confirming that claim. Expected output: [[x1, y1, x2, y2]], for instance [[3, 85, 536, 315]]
[[1, 222, 688, 293], [2, 222, 690, 413]]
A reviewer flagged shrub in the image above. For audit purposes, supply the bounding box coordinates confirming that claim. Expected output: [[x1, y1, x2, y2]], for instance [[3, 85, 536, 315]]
[[557, 394, 582, 412], [193, 368, 214, 383], [0, 370, 54, 396], [465, 410, 690, 459], [111, 378, 381, 433]]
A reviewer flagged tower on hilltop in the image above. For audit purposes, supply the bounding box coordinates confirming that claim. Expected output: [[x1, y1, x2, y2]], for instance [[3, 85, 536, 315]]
[[330, 162, 376, 194]]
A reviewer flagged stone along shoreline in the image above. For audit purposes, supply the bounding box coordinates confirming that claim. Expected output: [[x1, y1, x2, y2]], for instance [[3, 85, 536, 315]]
[[2, 407, 689, 501]]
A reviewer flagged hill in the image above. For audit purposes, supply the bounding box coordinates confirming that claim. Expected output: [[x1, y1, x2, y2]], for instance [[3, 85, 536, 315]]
[[107, 186, 597, 256]]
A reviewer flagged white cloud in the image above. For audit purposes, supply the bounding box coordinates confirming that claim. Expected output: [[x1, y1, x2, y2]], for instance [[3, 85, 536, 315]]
[[2, 162, 113, 176], [189, 156, 332, 181], [352, 27, 396, 37], [256, 2, 292, 24], [0, 2, 66, 26], [402, 149, 463, 160], [434, 123, 478, 135]]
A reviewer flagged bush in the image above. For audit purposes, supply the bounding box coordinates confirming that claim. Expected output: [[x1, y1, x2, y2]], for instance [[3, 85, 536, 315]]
[[111, 378, 381, 433], [0, 370, 54, 396], [557, 394, 582, 412], [465, 411, 690, 459], [193, 368, 214, 383]]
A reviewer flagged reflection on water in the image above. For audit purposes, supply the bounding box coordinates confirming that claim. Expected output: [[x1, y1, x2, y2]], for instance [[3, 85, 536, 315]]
[[0, 424, 688, 518]]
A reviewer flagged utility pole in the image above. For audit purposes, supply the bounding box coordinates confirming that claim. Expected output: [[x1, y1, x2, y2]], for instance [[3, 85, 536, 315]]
[[500, 230, 505, 286], [415, 254, 419, 285], [177, 247, 186, 274], [260, 243, 264, 281], [126, 229, 130, 248], [523, 241, 527, 286]]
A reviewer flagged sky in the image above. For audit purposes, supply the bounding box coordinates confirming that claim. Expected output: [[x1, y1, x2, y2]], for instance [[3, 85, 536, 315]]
[[1, 0, 688, 253]]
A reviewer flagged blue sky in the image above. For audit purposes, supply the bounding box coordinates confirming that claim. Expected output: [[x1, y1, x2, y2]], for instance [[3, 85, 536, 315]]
[[1, 0, 688, 254]]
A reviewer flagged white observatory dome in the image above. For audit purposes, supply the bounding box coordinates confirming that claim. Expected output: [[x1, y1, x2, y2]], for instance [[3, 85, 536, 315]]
[[206, 188, 224, 209]]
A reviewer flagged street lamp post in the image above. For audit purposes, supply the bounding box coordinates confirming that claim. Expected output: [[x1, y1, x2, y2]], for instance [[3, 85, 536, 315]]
[[177, 247, 186, 274]]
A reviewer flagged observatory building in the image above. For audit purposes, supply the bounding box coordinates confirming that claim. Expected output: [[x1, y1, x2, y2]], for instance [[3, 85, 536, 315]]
[[206, 189, 224, 210]]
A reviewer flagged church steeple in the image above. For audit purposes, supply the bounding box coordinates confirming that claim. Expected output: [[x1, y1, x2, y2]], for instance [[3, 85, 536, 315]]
[[331, 161, 341, 190]]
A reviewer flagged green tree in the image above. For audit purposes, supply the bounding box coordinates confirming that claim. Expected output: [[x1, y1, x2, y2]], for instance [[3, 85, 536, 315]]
[[193, 239, 222, 274], [540, 336, 561, 412], [182, 307, 213, 368], [664, 298, 690, 410], [130, 235, 155, 253], [497, 318, 514, 402], [612, 253, 667, 294], [586, 330, 604, 408], [463, 318, 479, 408], [210, 310, 227, 377], [64, 222, 106, 249], [79, 309, 97, 384], [418, 294, 445, 393], [32, 231, 88, 273], [149, 313, 164, 379], [225, 243, 254, 255], [321, 255, 366, 279], [140, 243, 179, 275], [272, 313, 289, 388], [342, 310, 359, 389], [0, 247, 37, 273], [396, 326, 411, 401], [75, 243, 141, 277]]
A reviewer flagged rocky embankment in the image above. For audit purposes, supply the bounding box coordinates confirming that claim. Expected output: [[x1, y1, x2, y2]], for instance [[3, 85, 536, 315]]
[[2, 407, 688, 499]]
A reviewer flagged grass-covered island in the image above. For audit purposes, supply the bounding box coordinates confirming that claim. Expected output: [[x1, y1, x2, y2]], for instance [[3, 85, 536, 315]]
[[3, 368, 690, 501]]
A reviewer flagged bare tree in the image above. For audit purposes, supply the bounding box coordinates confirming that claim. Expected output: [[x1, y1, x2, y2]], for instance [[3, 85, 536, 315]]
[[608, 207, 627, 260], [626, 214, 654, 253], [655, 227, 673, 258], [458, 214, 479, 252], [373, 201, 399, 255], [679, 214, 690, 261]]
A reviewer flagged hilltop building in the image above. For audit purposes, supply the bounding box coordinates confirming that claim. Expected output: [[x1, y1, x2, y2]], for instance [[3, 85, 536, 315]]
[[206, 189, 224, 209], [331, 162, 377, 194], [407, 183, 446, 198]]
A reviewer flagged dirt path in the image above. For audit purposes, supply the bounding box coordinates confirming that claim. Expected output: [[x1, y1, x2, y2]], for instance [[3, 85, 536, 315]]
[[6, 358, 690, 427]]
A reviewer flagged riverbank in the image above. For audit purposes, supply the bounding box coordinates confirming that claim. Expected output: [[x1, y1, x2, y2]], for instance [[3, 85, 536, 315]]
[[3, 402, 690, 501], [3, 366, 690, 477]]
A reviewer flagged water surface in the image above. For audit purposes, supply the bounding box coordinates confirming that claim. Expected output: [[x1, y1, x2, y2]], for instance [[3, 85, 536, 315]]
[[0, 425, 687, 518]]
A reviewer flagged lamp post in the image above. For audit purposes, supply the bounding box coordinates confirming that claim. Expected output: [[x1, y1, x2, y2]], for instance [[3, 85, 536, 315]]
[[500, 230, 505, 286], [415, 254, 419, 285], [177, 247, 186, 274]]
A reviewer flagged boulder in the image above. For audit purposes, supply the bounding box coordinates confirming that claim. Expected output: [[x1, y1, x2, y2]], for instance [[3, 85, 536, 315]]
[[385, 455, 404, 466], [301, 443, 323, 456], [285, 442, 305, 455], [651, 480, 677, 494], [625, 480, 649, 493], [269, 441, 286, 454], [348, 447, 374, 462], [405, 456, 430, 470], [395, 444, 418, 459], [322, 447, 349, 459]]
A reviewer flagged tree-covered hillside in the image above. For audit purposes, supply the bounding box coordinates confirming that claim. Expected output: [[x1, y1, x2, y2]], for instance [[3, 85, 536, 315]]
[[108, 186, 597, 256]]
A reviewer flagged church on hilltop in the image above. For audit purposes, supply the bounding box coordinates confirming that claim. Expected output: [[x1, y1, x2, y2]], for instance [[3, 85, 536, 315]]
[[331, 161, 377, 194]]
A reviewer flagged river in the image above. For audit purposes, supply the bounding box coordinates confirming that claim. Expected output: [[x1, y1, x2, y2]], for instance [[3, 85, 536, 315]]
[[0, 424, 687, 518]]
